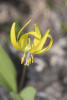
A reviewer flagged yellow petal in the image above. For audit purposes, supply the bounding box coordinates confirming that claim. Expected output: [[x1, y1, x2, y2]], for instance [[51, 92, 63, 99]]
[[19, 34, 28, 44], [32, 24, 41, 47], [18, 30, 40, 51], [18, 33, 31, 52], [10, 22, 20, 50], [34, 34, 53, 54], [24, 32, 41, 39], [17, 19, 32, 39], [19, 37, 31, 52], [24, 38, 31, 51], [34, 24, 41, 39], [32, 38, 40, 47], [29, 29, 50, 53], [22, 24, 41, 39]]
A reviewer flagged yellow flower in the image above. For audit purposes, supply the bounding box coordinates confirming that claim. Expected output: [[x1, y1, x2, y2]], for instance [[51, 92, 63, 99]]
[[10, 19, 53, 66]]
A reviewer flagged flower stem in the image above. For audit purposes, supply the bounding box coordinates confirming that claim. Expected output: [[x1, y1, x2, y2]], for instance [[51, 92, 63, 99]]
[[18, 65, 26, 92]]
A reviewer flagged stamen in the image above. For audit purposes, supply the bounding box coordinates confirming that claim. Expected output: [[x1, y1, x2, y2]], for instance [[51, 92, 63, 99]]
[[25, 52, 30, 66], [28, 58, 31, 64], [21, 53, 26, 64], [29, 58, 31, 64], [31, 55, 34, 63], [21, 57, 25, 64], [21, 52, 34, 66], [27, 59, 30, 66], [24, 53, 26, 58]]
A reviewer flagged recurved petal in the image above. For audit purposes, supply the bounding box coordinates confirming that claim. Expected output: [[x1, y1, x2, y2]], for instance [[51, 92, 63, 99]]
[[10, 22, 20, 50], [34, 24, 41, 39], [34, 34, 53, 54], [25, 32, 41, 39], [32, 24, 41, 47], [29, 29, 50, 53], [17, 19, 32, 39]]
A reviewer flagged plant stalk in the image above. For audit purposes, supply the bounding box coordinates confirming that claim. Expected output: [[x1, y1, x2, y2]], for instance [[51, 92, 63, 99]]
[[18, 65, 26, 92]]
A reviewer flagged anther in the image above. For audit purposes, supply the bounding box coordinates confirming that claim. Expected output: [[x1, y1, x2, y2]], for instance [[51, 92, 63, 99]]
[[21, 57, 25, 64], [31, 55, 34, 63], [21, 53, 26, 64]]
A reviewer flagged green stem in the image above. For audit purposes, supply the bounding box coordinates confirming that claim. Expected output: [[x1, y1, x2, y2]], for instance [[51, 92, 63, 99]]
[[18, 65, 26, 92]]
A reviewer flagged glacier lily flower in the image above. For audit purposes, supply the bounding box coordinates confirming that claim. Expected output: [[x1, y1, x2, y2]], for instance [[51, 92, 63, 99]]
[[10, 19, 53, 66]]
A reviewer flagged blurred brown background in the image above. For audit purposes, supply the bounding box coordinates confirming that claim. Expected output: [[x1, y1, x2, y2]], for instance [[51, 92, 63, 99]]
[[0, 0, 67, 100]]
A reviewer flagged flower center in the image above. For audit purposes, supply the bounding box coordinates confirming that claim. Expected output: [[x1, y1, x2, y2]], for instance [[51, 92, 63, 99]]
[[21, 52, 34, 66]]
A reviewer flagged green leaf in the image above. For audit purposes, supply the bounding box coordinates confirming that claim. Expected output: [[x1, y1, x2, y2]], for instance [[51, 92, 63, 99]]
[[0, 73, 10, 89], [0, 46, 17, 92], [20, 87, 36, 100], [10, 92, 22, 100]]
